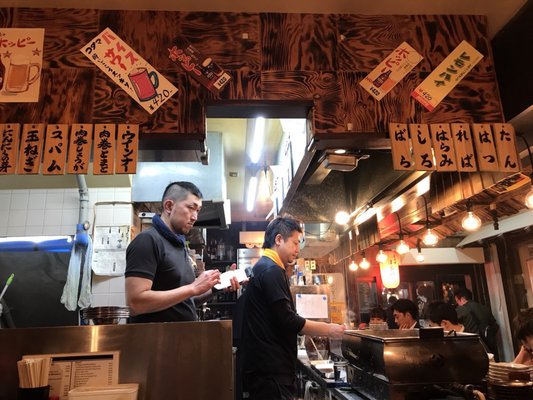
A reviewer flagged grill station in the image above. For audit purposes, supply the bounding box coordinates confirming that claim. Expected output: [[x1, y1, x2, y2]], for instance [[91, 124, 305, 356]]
[[340, 329, 489, 400]]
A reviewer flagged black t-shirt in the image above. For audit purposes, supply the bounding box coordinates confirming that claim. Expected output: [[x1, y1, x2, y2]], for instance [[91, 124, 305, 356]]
[[242, 256, 306, 379], [125, 228, 197, 322]]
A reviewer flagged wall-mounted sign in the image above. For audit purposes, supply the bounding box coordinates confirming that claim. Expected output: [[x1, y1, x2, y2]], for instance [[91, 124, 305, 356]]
[[360, 42, 423, 101], [168, 36, 232, 94], [0, 28, 44, 103], [81, 28, 178, 114], [389, 122, 519, 173], [1, 123, 139, 175], [0, 123, 20, 174], [411, 40, 483, 111], [42, 124, 68, 175]]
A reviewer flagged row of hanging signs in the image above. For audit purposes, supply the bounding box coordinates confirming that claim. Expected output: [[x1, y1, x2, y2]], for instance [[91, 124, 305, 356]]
[[389, 122, 519, 172], [0, 123, 139, 175]]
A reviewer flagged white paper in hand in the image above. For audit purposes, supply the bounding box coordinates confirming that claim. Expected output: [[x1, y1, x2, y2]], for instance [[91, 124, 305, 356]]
[[214, 268, 248, 290]]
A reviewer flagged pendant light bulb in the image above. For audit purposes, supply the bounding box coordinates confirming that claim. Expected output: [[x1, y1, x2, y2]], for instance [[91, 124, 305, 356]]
[[376, 249, 388, 263], [416, 251, 425, 263], [422, 228, 438, 246], [396, 240, 410, 255], [360, 257, 370, 269], [349, 260, 358, 271], [526, 186, 533, 209], [461, 211, 482, 231], [335, 211, 350, 225]]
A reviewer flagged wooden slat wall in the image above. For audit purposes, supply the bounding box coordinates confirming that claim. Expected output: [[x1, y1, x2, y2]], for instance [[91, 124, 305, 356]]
[[0, 8, 503, 139]]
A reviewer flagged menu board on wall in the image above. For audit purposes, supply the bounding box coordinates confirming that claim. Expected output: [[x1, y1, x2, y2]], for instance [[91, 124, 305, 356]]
[[81, 28, 178, 114]]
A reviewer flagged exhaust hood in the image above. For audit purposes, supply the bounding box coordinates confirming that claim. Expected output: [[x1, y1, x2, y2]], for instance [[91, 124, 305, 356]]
[[132, 132, 231, 229]]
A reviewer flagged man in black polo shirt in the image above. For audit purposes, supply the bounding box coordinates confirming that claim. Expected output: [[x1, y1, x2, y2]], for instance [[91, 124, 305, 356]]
[[241, 216, 345, 400]]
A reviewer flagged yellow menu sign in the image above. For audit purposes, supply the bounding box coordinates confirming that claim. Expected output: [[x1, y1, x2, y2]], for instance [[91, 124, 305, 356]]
[[81, 28, 178, 115], [411, 41, 483, 111]]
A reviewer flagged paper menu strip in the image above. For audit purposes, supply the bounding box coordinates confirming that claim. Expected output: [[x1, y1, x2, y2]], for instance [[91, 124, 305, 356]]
[[214, 268, 249, 290]]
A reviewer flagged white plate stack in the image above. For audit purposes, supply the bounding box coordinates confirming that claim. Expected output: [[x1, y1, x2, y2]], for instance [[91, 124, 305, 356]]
[[487, 362, 533, 400]]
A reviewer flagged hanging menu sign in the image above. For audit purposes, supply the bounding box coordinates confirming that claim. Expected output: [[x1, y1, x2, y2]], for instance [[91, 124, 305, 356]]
[[93, 124, 116, 175], [168, 36, 232, 93], [42, 124, 68, 175], [0, 123, 20, 174], [411, 41, 483, 111], [360, 42, 423, 101], [81, 27, 178, 114], [390, 122, 519, 173], [67, 124, 93, 174], [115, 124, 138, 174], [18, 123, 44, 174]]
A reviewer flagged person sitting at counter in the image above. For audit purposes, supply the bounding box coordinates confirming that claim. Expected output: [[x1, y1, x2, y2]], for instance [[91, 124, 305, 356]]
[[125, 181, 241, 323], [370, 306, 387, 324], [512, 308, 533, 366], [391, 299, 421, 329], [428, 301, 465, 332], [241, 216, 346, 400]]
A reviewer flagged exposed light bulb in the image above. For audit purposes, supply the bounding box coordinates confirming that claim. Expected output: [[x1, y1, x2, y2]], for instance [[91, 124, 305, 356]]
[[335, 211, 350, 225], [396, 240, 410, 255], [360, 257, 370, 269], [416, 251, 425, 263], [376, 250, 388, 263], [461, 211, 482, 231], [349, 260, 358, 271], [526, 186, 533, 209], [327, 275, 334, 284], [422, 228, 438, 246]]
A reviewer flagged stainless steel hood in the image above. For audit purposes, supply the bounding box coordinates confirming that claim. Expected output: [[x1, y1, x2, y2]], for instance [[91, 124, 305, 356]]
[[132, 132, 231, 228]]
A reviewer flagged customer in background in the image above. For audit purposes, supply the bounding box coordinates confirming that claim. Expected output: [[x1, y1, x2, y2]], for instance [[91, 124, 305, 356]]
[[370, 306, 387, 324], [512, 308, 533, 366], [391, 299, 420, 329], [125, 181, 240, 323], [428, 301, 465, 332], [241, 216, 345, 400], [455, 287, 499, 357], [386, 295, 399, 329]]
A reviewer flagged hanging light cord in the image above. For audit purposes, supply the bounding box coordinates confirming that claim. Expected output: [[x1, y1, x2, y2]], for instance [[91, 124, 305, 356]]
[[518, 134, 533, 176], [421, 195, 430, 230], [394, 212, 403, 240]]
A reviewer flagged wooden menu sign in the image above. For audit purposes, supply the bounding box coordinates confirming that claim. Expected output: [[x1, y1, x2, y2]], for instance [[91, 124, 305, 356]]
[[18, 123, 44, 174], [93, 124, 116, 175], [67, 124, 93, 174], [115, 124, 138, 174], [0, 123, 21, 175], [42, 124, 68, 175], [390, 122, 519, 173], [430, 124, 457, 172]]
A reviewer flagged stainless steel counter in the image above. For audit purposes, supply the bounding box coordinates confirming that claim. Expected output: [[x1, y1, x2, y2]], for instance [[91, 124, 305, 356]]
[[0, 321, 233, 400]]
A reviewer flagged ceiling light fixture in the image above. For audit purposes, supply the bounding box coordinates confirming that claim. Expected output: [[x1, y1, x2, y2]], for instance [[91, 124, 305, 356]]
[[394, 212, 410, 255], [359, 251, 370, 269], [249, 116, 265, 164], [416, 239, 425, 263], [246, 174, 258, 212], [376, 243, 388, 263], [335, 210, 350, 225], [421, 195, 438, 247], [519, 134, 533, 209], [461, 199, 482, 231], [349, 260, 358, 271], [334, 149, 347, 154]]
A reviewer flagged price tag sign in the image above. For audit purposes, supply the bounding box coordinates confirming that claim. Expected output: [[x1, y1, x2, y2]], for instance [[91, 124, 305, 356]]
[[360, 42, 423, 101], [411, 40, 483, 111], [81, 28, 178, 114]]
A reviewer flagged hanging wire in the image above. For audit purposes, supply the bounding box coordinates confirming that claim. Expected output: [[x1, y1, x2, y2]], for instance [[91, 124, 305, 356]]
[[421, 194, 431, 230], [394, 212, 404, 240]]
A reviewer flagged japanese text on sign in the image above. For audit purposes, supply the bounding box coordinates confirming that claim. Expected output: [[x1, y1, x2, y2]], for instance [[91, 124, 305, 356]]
[[81, 28, 178, 114], [389, 122, 519, 173], [411, 41, 483, 111]]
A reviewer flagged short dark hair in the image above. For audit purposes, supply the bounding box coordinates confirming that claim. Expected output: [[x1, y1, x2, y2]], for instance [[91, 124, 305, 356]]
[[513, 308, 533, 342], [161, 181, 203, 208], [391, 299, 418, 320], [263, 216, 303, 249], [429, 301, 459, 325], [455, 287, 473, 301], [370, 307, 386, 321]]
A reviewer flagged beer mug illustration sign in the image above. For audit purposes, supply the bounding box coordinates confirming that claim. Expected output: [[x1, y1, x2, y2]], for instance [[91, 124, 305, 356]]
[[128, 67, 159, 102], [5, 54, 41, 93]]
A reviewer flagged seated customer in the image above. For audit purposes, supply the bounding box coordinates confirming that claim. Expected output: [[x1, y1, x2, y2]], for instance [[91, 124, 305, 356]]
[[428, 301, 465, 332], [370, 307, 387, 324], [512, 308, 533, 366], [391, 299, 420, 329]]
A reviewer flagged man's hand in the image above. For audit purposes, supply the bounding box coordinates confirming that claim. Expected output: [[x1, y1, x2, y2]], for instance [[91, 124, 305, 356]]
[[193, 269, 221, 295], [223, 263, 247, 292]]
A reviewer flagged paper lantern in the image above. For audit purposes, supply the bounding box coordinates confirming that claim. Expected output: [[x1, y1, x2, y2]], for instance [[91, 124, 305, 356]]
[[380, 256, 400, 289]]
